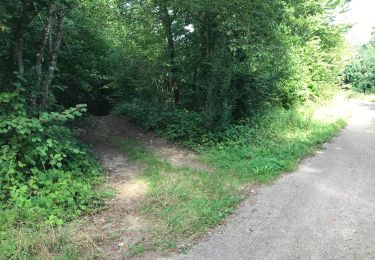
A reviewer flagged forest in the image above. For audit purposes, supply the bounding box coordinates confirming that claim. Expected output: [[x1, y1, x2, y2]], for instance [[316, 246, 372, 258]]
[[0, 0, 373, 258]]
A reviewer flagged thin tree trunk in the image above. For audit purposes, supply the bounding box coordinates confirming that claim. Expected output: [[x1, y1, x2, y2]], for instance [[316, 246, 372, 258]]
[[159, 4, 180, 106], [36, 4, 55, 89], [12, 0, 32, 75], [41, 9, 64, 109], [3, 0, 35, 84]]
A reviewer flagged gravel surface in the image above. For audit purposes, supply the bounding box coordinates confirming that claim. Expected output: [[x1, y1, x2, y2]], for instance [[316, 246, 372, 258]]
[[174, 101, 375, 260]]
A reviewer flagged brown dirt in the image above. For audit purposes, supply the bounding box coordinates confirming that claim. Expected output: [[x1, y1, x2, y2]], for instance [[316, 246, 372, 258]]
[[74, 116, 206, 259], [89, 116, 209, 171]]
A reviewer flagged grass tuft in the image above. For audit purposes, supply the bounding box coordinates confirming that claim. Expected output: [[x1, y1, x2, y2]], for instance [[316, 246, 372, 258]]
[[0, 223, 102, 260]]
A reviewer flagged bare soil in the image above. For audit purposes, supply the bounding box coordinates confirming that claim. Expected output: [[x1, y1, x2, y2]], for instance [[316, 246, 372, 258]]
[[75, 116, 206, 259]]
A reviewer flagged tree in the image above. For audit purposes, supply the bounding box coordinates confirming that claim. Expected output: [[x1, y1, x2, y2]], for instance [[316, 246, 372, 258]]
[[0, 0, 348, 121], [344, 33, 375, 94], [2, 0, 37, 84]]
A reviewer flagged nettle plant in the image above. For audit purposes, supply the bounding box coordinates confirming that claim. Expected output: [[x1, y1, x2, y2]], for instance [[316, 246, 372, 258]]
[[0, 90, 104, 226]]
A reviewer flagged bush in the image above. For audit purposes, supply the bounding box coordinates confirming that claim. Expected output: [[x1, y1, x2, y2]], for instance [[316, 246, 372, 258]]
[[0, 91, 105, 226], [111, 100, 300, 148], [344, 46, 375, 93], [112, 100, 206, 144]]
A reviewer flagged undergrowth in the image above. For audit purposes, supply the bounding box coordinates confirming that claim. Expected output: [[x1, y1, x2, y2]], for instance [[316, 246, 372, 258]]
[[1, 92, 350, 258], [115, 97, 349, 255], [112, 99, 206, 144], [0, 91, 107, 259]]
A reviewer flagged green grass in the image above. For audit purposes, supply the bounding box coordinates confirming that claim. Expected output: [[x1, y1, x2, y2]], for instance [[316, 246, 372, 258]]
[[126, 242, 145, 257], [0, 223, 101, 260], [116, 137, 240, 249], [0, 98, 349, 259], [202, 109, 346, 183], [115, 103, 348, 254]]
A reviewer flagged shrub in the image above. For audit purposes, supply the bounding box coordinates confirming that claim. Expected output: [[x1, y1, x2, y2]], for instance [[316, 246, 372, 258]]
[[0, 91, 104, 226], [112, 100, 206, 144], [344, 46, 375, 93]]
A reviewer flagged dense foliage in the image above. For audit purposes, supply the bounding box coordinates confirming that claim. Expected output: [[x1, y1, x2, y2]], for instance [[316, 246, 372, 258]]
[[0, 0, 110, 226], [0, 0, 348, 129], [0, 0, 348, 220], [0, 0, 353, 258], [0, 0, 350, 247], [344, 29, 375, 93], [0, 89, 104, 226], [111, 0, 348, 131], [113, 100, 206, 144]]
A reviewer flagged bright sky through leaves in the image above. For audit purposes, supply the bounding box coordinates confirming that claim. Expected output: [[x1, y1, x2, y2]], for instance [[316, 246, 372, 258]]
[[337, 0, 375, 45]]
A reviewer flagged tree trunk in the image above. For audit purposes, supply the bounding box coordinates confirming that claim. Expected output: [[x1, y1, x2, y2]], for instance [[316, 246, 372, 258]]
[[159, 4, 180, 106], [41, 9, 64, 109], [36, 4, 55, 89], [3, 0, 35, 85]]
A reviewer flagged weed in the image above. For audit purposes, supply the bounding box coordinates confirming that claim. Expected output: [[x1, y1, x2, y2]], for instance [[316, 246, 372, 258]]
[[126, 242, 145, 257]]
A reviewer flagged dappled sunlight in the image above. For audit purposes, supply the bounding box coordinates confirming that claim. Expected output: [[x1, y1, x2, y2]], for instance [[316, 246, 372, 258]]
[[282, 129, 311, 142], [114, 180, 148, 201]]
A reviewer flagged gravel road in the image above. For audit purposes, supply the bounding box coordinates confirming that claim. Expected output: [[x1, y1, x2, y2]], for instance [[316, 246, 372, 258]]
[[176, 101, 375, 260]]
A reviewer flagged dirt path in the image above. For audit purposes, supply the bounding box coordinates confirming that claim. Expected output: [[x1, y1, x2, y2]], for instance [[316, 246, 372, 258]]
[[172, 101, 375, 260], [77, 116, 206, 259], [86, 116, 208, 171]]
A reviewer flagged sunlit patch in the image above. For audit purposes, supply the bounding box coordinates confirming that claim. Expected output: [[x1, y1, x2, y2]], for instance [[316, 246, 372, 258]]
[[316, 182, 347, 199], [349, 103, 375, 127], [301, 166, 320, 174], [311, 94, 352, 124], [115, 180, 148, 200], [184, 24, 194, 33]]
